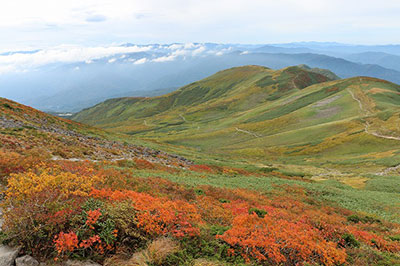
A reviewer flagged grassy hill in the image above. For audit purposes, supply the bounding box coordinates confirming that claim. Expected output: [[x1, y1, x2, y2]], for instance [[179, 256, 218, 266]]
[[73, 65, 333, 126], [73, 65, 400, 177]]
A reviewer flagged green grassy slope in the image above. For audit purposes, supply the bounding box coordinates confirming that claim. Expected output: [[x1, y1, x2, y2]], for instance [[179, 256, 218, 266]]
[[73, 65, 400, 177], [73, 65, 333, 128]]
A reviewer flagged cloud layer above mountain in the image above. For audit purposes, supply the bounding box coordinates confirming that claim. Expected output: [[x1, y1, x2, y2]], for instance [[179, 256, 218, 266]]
[[1, 0, 400, 50], [0, 43, 233, 74]]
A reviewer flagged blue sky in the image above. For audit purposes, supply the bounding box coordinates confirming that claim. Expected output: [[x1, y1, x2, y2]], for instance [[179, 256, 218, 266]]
[[1, 0, 400, 51]]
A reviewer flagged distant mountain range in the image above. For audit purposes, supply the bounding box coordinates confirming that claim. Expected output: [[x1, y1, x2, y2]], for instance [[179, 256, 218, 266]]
[[2, 42, 400, 112]]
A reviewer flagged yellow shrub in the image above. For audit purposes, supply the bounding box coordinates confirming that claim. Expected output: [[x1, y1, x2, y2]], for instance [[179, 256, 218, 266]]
[[6, 166, 103, 201]]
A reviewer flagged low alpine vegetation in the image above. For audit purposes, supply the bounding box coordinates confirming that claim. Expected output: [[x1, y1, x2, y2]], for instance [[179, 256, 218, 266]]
[[1, 151, 400, 265]]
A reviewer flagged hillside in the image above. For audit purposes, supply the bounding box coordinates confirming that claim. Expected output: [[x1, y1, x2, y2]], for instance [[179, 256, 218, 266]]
[[0, 97, 192, 166], [73, 65, 400, 176], [2, 95, 400, 265], [73, 65, 334, 126]]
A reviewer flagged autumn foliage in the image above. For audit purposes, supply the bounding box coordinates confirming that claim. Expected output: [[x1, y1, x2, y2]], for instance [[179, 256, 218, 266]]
[[90, 188, 201, 237], [218, 213, 346, 265], [1, 148, 400, 265]]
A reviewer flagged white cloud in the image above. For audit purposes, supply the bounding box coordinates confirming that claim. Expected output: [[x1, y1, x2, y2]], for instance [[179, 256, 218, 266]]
[[133, 58, 147, 64], [167, 44, 184, 50], [0, 43, 232, 73], [0, 45, 152, 72], [151, 44, 208, 62], [152, 54, 176, 63], [213, 47, 232, 56], [192, 46, 206, 56], [0, 65, 17, 74]]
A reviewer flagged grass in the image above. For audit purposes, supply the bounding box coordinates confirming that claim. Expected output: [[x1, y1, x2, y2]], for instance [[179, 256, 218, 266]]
[[121, 167, 400, 223]]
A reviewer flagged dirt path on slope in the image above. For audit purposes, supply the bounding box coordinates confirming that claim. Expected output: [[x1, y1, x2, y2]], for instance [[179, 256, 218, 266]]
[[235, 127, 261, 138], [179, 114, 187, 122], [347, 80, 400, 141]]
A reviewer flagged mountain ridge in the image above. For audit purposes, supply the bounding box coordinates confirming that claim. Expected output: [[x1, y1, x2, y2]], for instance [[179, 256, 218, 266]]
[[73, 65, 400, 176]]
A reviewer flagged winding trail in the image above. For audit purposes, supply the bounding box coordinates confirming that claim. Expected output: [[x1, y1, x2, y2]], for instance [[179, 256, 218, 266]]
[[347, 88, 365, 112], [347, 86, 400, 141], [179, 114, 187, 122], [365, 121, 400, 141], [235, 127, 261, 138], [376, 164, 400, 176]]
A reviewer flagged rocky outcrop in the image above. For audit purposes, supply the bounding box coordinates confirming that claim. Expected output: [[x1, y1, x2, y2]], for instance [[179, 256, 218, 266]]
[[0, 245, 20, 266], [63, 260, 101, 266], [15, 255, 39, 266]]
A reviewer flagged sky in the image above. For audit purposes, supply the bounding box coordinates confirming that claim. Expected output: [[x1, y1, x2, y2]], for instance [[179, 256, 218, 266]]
[[1, 0, 400, 52]]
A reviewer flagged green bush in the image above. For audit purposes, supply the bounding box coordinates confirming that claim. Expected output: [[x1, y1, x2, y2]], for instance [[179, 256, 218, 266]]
[[389, 235, 400, 242], [248, 208, 267, 218], [347, 214, 381, 224], [341, 233, 360, 248], [195, 189, 205, 195], [2, 103, 13, 109], [260, 167, 278, 173], [279, 170, 306, 177], [218, 199, 230, 203], [210, 225, 230, 236]]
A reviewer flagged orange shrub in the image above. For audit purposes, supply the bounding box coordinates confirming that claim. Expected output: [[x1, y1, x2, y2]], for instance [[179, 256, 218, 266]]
[[134, 158, 155, 169], [54, 231, 79, 254], [91, 189, 201, 238], [218, 213, 347, 266], [0, 149, 44, 178], [350, 228, 400, 252], [195, 195, 233, 226], [189, 164, 214, 173], [86, 209, 102, 229]]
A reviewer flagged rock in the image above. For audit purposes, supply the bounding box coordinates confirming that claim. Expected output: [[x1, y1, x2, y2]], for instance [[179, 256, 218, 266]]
[[63, 260, 101, 266], [15, 255, 39, 266], [0, 245, 20, 266]]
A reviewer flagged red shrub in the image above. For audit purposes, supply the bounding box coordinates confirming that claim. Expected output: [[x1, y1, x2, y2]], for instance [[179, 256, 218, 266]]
[[90, 189, 201, 237], [134, 158, 155, 169], [54, 231, 79, 254], [218, 213, 347, 265], [189, 164, 214, 173]]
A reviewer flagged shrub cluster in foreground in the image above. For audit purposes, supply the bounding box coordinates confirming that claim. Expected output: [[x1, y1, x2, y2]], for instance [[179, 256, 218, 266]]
[[1, 150, 400, 265]]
